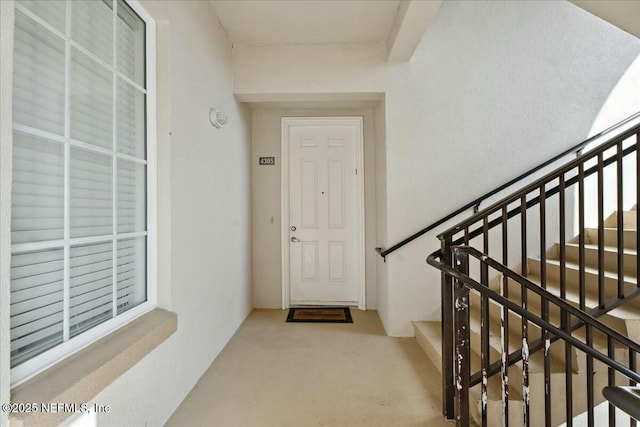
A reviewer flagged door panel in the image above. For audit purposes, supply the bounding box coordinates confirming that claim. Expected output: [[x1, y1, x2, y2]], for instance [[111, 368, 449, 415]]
[[301, 241, 319, 281], [288, 119, 362, 304], [300, 160, 318, 228], [328, 160, 344, 228], [328, 241, 345, 281]]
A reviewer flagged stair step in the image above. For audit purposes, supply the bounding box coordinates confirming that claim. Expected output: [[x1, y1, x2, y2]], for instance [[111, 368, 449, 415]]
[[417, 209, 640, 426], [469, 376, 524, 426], [414, 321, 485, 373], [527, 258, 640, 326], [412, 320, 621, 426], [468, 366, 566, 426], [467, 296, 569, 374], [456, 304, 625, 425], [413, 321, 445, 374], [562, 242, 637, 276], [468, 288, 581, 383], [515, 273, 636, 325], [506, 274, 640, 346], [604, 210, 638, 229], [528, 257, 640, 310], [414, 320, 524, 425], [528, 258, 638, 297], [413, 320, 523, 395], [585, 227, 637, 250]]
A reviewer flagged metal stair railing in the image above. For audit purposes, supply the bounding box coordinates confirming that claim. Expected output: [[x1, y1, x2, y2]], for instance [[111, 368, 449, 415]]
[[428, 116, 640, 422], [428, 246, 640, 427]]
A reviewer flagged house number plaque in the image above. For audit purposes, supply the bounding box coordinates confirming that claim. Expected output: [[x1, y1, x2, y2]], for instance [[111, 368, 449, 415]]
[[259, 157, 275, 166]]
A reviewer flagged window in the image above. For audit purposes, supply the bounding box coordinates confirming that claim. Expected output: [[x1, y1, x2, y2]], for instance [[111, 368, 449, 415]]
[[11, 0, 156, 386]]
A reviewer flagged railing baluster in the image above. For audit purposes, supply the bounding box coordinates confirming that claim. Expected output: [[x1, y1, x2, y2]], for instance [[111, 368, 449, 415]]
[[481, 296, 489, 427], [539, 186, 547, 289], [559, 173, 567, 313], [587, 324, 595, 427], [500, 274, 510, 427], [630, 348, 637, 427], [501, 206, 510, 427], [483, 217, 489, 261], [441, 237, 455, 420], [608, 336, 616, 427], [579, 163, 586, 311], [521, 281, 530, 427], [539, 185, 551, 427], [560, 173, 573, 426], [564, 311, 573, 427], [617, 141, 624, 299], [543, 323, 551, 427], [454, 251, 471, 427], [521, 197, 528, 279], [518, 195, 530, 426], [520, 196, 530, 427], [598, 153, 605, 309], [481, 218, 490, 427]]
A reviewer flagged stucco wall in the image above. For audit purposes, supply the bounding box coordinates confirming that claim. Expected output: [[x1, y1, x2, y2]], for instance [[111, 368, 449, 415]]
[[251, 107, 378, 309], [373, 101, 389, 332], [0, 2, 14, 426], [234, 0, 640, 336], [582, 55, 640, 228], [88, 1, 253, 425]]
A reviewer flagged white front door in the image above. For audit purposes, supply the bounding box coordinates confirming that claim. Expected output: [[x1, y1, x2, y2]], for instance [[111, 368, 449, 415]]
[[283, 117, 364, 306]]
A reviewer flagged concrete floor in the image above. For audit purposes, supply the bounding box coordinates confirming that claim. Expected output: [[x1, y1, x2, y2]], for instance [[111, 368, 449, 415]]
[[166, 309, 451, 427]]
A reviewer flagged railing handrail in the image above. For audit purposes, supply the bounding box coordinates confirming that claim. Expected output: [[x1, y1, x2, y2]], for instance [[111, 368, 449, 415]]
[[427, 245, 640, 384], [376, 110, 640, 259], [603, 386, 640, 421]]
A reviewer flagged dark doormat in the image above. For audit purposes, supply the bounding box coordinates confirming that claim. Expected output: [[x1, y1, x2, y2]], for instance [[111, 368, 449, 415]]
[[286, 307, 353, 323]]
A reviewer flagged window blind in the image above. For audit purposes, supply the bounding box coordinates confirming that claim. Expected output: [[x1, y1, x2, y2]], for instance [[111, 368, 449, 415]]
[[13, 8, 65, 136], [11, 0, 148, 372], [10, 249, 64, 367], [69, 242, 113, 337]]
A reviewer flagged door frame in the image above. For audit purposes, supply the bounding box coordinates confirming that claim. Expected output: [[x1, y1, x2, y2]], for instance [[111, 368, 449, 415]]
[[281, 116, 365, 310]]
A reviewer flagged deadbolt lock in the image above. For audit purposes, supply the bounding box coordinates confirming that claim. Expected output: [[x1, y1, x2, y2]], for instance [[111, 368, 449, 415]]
[[291, 226, 296, 231]]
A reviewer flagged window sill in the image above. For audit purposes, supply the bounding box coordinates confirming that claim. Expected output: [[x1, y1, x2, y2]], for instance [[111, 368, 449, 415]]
[[9, 309, 177, 427]]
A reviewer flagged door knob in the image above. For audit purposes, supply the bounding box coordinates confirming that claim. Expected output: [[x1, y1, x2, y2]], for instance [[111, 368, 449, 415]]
[[290, 237, 300, 243]]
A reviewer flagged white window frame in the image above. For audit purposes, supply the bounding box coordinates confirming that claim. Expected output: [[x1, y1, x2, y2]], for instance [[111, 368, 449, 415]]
[[10, 0, 157, 387]]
